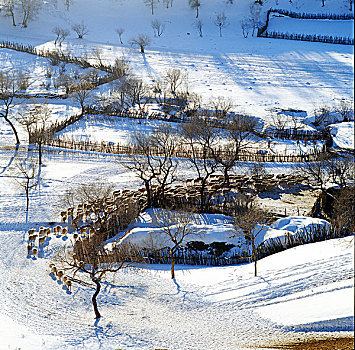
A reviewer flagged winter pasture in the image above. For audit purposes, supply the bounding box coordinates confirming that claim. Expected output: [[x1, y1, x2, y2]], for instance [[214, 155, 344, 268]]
[[0, 0, 354, 349]]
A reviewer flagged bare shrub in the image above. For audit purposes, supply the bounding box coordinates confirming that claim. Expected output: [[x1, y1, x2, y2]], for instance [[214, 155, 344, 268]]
[[72, 21, 88, 39]]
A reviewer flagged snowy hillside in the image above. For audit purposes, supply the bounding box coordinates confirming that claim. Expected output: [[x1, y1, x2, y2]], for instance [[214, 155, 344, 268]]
[[0, 0, 354, 349], [0, 143, 354, 349], [0, 0, 353, 119]]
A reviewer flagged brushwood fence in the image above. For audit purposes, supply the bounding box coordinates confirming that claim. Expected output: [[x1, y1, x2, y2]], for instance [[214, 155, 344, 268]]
[[259, 224, 350, 260], [267, 9, 354, 20], [134, 225, 350, 267], [260, 32, 354, 45], [257, 8, 354, 45], [0, 40, 113, 74], [268, 129, 324, 141], [139, 247, 250, 266], [45, 136, 327, 163]]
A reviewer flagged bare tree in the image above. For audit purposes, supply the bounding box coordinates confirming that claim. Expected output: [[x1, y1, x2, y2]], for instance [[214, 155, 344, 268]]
[[0, 0, 17, 26], [163, 0, 173, 8], [52, 26, 62, 46], [215, 11, 227, 37], [53, 240, 143, 319], [64, 0, 72, 11], [115, 27, 125, 44], [209, 96, 233, 118], [195, 19, 203, 37], [241, 17, 251, 38], [124, 126, 178, 207], [152, 209, 201, 279], [127, 78, 150, 113], [294, 158, 354, 197], [144, 0, 156, 15], [336, 100, 354, 122], [130, 33, 151, 53], [17, 104, 52, 165], [313, 105, 331, 129], [70, 79, 94, 115], [111, 56, 131, 80], [11, 158, 39, 215], [180, 116, 219, 212], [92, 48, 105, 69], [215, 115, 259, 185], [188, 0, 201, 18], [248, 162, 267, 178], [294, 159, 329, 193], [267, 112, 288, 135], [151, 19, 165, 37], [231, 206, 270, 277], [0, 70, 29, 144], [19, 0, 42, 28], [165, 68, 186, 95], [249, 2, 263, 36], [327, 158, 354, 189], [72, 21, 88, 39], [52, 26, 70, 46], [332, 185, 354, 235]]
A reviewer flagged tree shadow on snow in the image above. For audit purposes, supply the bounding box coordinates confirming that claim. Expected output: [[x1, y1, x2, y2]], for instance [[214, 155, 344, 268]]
[[172, 278, 193, 303]]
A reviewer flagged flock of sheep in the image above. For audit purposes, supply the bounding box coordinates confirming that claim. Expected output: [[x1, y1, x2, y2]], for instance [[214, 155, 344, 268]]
[[25, 172, 308, 294], [49, 263, 72, 291]]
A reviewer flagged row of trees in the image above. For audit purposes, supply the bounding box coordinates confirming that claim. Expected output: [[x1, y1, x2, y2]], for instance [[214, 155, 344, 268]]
[[0, 0, 44, 27], [125, 115, 258, 212]]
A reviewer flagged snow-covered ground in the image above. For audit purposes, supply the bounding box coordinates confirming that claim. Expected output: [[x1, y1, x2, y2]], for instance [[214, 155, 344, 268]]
[[268, 15, 354, 38], [0, 0, 354, 348], [329, 121, 355, 150], [0, 144, 354, 349], [0, 0, 353, 119]]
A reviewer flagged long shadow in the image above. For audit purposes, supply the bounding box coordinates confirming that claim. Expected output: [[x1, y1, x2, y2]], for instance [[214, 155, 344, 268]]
[[172, 278, 193, 303], [62, 314, 151, 349], [285, 316, 354, 332], [141, 52, 159, 78], [0, 143, 19, 175]]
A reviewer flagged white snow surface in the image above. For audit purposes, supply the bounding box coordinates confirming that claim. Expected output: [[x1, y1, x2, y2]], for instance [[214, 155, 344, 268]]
[[268, 16, 354, 38], [0, 0, 354, 348], [0, 0, 353, 119], [0, 144, 354, 349], [329, 121, 355, 150]]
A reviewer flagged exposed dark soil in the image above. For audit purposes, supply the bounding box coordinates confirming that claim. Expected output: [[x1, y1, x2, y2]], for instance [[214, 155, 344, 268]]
[[263, 337, 354, 350]]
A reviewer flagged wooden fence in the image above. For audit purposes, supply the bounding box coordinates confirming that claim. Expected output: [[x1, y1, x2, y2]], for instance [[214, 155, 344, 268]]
[[139, 247, 251, 266], [45, 136, 327, 163]]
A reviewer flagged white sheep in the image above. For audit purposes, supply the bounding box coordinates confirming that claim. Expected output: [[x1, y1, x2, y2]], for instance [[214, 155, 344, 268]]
[[57, 270, 64, 280], [66, 280, 72, 291]]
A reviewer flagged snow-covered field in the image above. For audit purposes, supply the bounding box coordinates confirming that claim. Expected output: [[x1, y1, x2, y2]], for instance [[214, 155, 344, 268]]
[[0, 144, 354, 349], [0, 0, 354, 348], [0, 0, 353, 119], [268, 15, 354, 38], [329, 121, 355, 150]]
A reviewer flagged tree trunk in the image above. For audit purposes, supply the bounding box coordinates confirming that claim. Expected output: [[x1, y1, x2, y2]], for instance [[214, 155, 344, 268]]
[[10, 10, 16, 26], [3, 116, 20, 144], [254, 258, 257, 277], [92, 279, 101, 319], [252, 242, 257, 277], [25, 185, 29, 212], [145, 181, 152, 207], [170, 248, 175, 279], [38, 142, 42, 165]]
